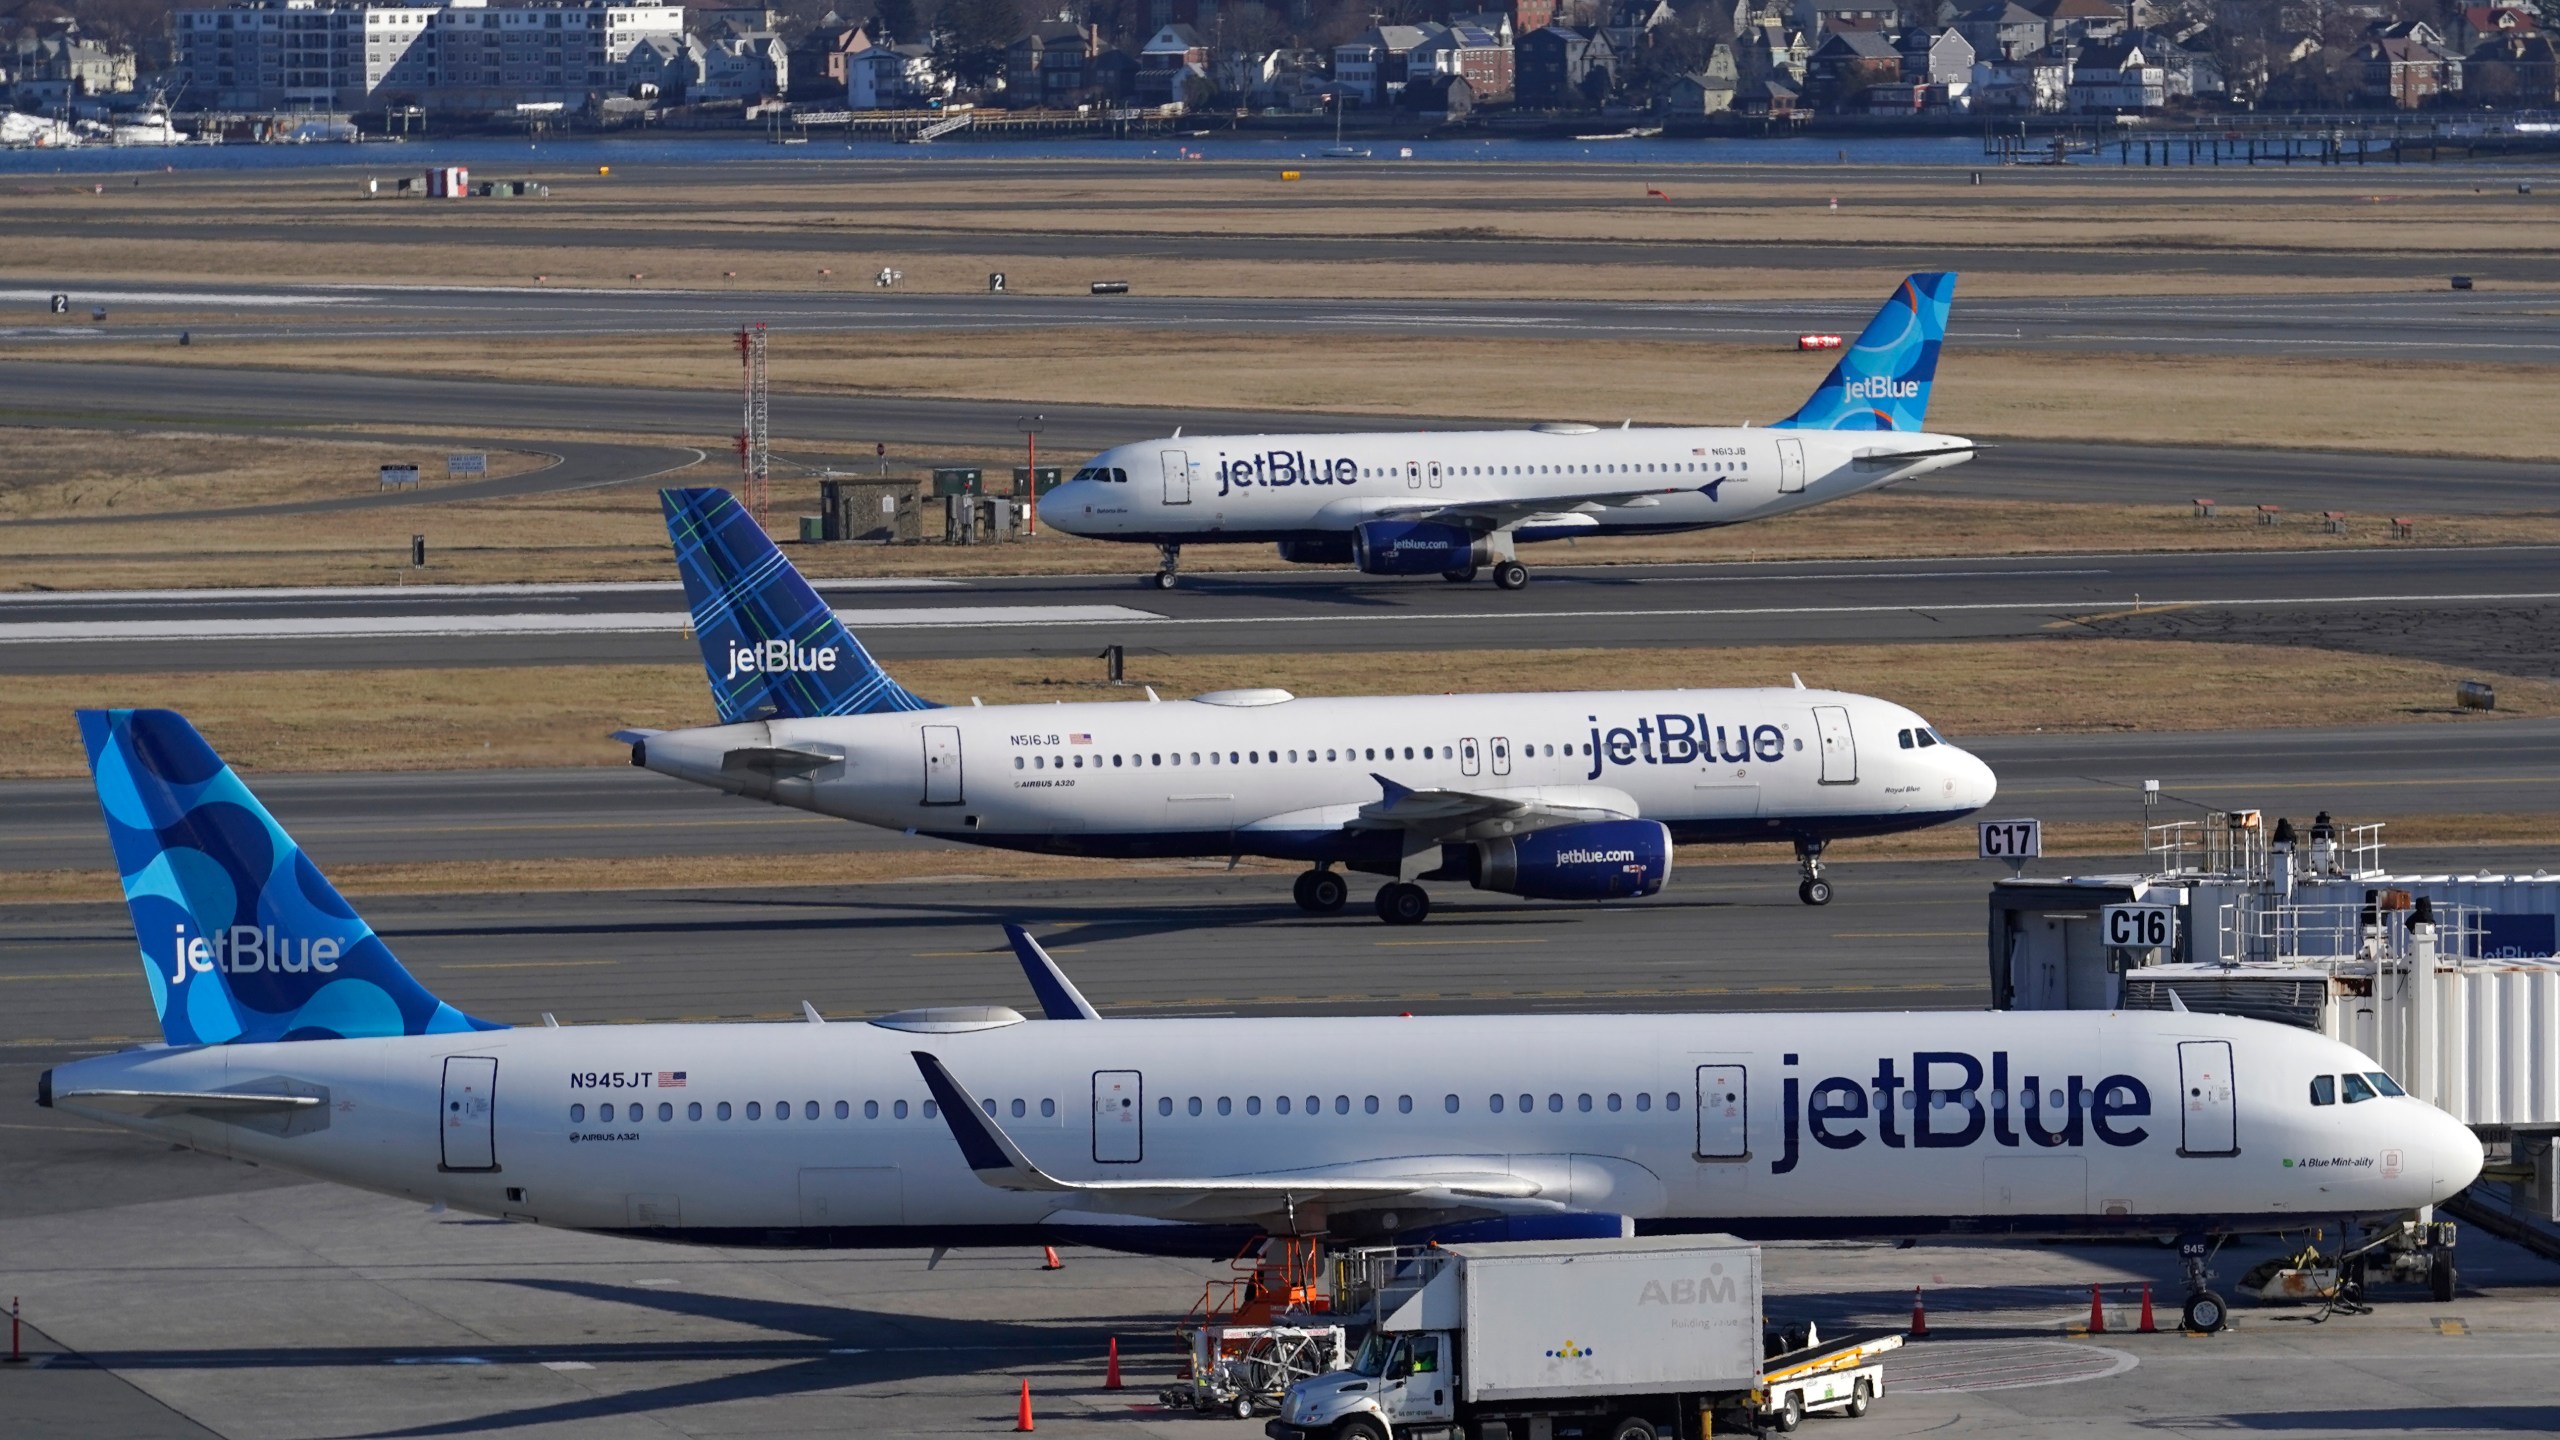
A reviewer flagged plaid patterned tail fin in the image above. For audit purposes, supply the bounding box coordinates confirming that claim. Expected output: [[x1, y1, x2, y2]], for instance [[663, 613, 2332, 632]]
[[659, 487, 938, 723]]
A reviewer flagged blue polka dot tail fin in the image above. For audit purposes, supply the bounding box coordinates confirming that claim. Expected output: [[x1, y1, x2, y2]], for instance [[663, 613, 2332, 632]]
[[1770, 272, 1957, 434], [76, 709, 507, 1046], [660, 486, 939, 724]]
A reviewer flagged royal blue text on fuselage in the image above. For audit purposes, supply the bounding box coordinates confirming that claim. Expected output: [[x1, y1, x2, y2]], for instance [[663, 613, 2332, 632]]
[[1588, 715, 1784, 781], [1215, 451, 1359, 497], [1771, 1050, 2153, 1176]]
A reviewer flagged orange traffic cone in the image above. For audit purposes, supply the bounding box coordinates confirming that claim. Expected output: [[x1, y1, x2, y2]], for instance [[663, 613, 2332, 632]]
[[2137, 1283, 2158, 1334], [1015, 1379, 1036, 1432], [1909, 1287, 1929, 1340], [1041, 1246, 1064, 1271], [1105, 1337, 1123, 1390], [2086, 1283, 2107, 1335]]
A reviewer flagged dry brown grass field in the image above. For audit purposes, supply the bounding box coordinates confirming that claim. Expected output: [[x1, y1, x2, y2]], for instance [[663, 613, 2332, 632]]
[[0, 427, 546, 520], [5, 166, 2556, 298], [2, 638, 2546, 780]]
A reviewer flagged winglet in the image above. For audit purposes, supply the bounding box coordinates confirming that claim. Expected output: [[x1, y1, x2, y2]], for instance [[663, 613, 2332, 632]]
[[1372, 773, 1413, 804], [1005, 926, 1100, 1020], [911, 1052, 1067, 1191], [2166, 987, 2190, 1014]]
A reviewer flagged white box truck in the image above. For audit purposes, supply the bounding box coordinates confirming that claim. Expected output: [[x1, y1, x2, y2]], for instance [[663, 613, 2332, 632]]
[[1267, 1235, 1765, 1440]]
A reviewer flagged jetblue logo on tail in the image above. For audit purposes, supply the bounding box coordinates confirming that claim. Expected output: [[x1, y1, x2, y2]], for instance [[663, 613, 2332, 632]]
[[725, 639, 840, 680], [168, 924, 342, 983]]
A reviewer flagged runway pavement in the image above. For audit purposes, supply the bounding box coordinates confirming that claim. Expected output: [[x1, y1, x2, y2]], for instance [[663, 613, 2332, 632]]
[[11, 282, 2557, 363], [10, 546, 2560, 672], [5, 719, 2552, 875]]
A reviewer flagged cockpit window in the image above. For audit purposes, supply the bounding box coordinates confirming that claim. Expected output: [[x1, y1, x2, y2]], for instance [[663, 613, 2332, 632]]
[[2367, 1071, 2406, 1097], [1916, 729, 1939, 748], [1898, 728, 1914, 749], [2341, 1073, 2378, 1104], [1112, 468, 1128, 483], [2310, 1075, 2336, 1106]]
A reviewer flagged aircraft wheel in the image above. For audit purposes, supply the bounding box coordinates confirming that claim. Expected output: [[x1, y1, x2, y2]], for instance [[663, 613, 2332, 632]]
[[1294, 870, 1348, 913], [1441, 566, 1478, 583], [1493, 560, 1530, 591], [1375, 882, 1431, 925], [2430, 1253, 2458, 1303], [1148, 571, 1177, 590], [1798, 878, 1834, 906], [2181, 1289, 2228, 1334]]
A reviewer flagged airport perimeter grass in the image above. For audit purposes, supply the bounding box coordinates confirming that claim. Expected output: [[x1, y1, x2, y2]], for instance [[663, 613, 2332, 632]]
[[23, 330, 2560, 464], [11, 814, 2553, 906], [7, 165, 2560, 298], [0, 427, 547, 520], [4, 638, 2551, 781]]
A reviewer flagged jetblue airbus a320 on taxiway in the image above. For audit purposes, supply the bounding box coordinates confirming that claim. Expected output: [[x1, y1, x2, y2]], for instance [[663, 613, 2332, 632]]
[[1038, 272, 1971, 590], [44, 707, 2482, 1335], [626, 487, 1998, 920]]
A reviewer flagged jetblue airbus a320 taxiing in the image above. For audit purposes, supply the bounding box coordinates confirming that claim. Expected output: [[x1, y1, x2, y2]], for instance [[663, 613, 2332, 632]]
[[629, 488, 1996, 919], [1039, 273, 1971, 590], [46, 709, 2483, 1333]]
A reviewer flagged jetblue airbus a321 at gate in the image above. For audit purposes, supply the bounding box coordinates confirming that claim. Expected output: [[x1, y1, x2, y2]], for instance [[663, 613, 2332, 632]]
[[1039, 273, 1970, 590], [631, 488, 1997, 918], [46, 709, 2483, 1334]]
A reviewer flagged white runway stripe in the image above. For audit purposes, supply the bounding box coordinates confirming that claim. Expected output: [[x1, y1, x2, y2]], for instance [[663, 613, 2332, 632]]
[[0, 604, 1160, 643]]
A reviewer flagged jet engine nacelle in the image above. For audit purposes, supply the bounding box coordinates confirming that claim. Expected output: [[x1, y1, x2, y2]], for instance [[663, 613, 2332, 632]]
[[1351, 520, 1491, 576], [1473, 819, 1672, 901], [1276, 536, 1355, 565]]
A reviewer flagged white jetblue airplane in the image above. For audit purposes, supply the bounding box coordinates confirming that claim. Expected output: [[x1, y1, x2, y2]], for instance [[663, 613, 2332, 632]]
[[1039, 273, 1970, 590], [48, 709, 2482, 1333], [635, 488, 1997, 918]]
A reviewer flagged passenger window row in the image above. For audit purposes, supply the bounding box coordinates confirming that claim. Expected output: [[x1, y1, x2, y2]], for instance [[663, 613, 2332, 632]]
[[1147, 1091, 1687, 1117], [1353, 461, 1749, 479], [2309, 1071, 2404, 1106], [1016, 741, 1600, 771], [572, 1095, 1075, 1125]]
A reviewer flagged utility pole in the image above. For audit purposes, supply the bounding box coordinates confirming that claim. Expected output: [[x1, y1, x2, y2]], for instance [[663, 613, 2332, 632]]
[[736, 323, 769, 527], [1017, 412, 1045, 536]]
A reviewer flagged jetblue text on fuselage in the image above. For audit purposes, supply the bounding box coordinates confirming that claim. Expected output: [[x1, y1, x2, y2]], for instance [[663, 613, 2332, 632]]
[[1214, 451, 1359, 497], [725, 639, 841, 681], [1586, 714, 1786, 781], [1771, 1050, 2153, 1176]]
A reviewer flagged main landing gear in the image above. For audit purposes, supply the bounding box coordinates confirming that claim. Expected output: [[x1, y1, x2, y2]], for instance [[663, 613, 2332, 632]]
[[1291, 868, 1349, 914], [1440, 560, 1532, 590], [1794, 838, 1832, 907], [1374, 882, 1431, 925], [1148, 542, 1181, 590]]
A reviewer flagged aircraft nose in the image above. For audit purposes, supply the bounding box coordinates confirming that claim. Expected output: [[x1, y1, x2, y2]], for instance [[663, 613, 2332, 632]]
[[1953, 747, 1998, 811], [1037, 483, 1089, 534], [2431, 1107, 2484, 1198]]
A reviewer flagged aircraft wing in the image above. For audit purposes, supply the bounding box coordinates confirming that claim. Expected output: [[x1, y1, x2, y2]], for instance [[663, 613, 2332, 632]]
[[1348, 774, 1639, 843], [912, 1053, 1540, 1218], [1350, 482, 1702, 534]]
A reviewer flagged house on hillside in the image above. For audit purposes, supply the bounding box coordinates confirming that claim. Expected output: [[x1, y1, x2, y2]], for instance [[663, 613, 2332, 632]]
[[2466, 30, 2555, 103], [1134, 23, 1209, 105], [1804, 26, 1901, 106], [1657, 42, 1739, 114], [2027, 0, 2126, 46], [1410, 21, 1514, 102], [2067, 36, 2162, 109], [1970, 47, 2071, 108], [1333, 23, 1436, 104], [2450, 5, 2540, 53], [2357, 29, 2461, 106], [1902, 27, 1975, 83], [1005, 19, 1107, 108], [1956, 0, 2045, 58], [846, 40, 941, 107], [1515, 24, 1616, 106]]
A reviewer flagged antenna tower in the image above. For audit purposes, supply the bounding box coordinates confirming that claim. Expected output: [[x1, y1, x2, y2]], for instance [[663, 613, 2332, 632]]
[[736, 323, 770, 526]]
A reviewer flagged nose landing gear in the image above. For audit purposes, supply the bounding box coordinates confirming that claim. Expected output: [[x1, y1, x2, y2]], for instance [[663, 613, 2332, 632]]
[[1149, 542, 1182, 590], [1794, 838, 1832, 906]]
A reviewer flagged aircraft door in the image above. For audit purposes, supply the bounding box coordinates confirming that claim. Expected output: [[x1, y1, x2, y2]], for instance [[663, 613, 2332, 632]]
[[2177, 1040, 2238, 1157], [1694, 1064, 1748, 1160], [1406, 461, 1422, 490], [1813, 705, 1857, 784], [1490, 737, 1511, 776], [1162, 450, 1191, 505], [440, 1056, 498, 1172], [921, 725, 963, 805], [1776, 438, 1806, 493], [1459, 737, 1481, 776], [1093, 1069, 1144, 1163]]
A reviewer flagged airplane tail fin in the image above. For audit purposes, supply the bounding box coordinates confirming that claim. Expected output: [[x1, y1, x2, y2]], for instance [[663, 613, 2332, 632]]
[[1772, 272, 1956, 433], [661, 487, 937, 723], [77, 709, 504, 1046]]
